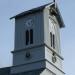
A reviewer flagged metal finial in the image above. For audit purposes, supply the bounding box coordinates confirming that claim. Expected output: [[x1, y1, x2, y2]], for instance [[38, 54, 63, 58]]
[[53, 0, 56, 8]]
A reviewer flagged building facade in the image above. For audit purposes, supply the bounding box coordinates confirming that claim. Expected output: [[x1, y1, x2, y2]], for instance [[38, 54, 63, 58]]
[[0, 2, 65, 75]]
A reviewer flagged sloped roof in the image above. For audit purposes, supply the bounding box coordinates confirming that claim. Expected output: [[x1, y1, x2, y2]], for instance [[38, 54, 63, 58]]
[[0, 67, 44, 75], [10, 2, 65, 28], [10, 2, 53, 19], [0, 67, 10, 75]]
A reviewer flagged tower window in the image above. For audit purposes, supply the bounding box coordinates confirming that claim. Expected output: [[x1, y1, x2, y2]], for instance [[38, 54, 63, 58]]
[[26, 30, 29, 45], [53, 34, 55, 49], [25, 29, 33, 45], [50, 32, 55, 49], [50, 32, 53, 47], [30, 29, 33, 44]]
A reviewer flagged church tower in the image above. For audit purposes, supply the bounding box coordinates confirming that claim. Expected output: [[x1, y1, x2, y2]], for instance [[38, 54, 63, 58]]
[[10, 2, 65, 75]]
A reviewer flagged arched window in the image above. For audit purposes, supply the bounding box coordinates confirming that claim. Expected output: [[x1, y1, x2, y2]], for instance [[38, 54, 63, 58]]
[[50, 32, 55, 49], [26, 30, 29, 45], [50, 32, 53, 47], [30, 29, 33, 44], [25, 29, 33, 45], [53, 34, 55, 49]]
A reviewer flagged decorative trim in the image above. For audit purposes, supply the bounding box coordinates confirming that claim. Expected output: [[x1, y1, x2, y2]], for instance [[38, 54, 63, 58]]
[[46, 59, 65, 74], [46, 68, 56, 75], [11, 43, 64, 60], [44, 43, 64, 60], [11, 58, 65, 74], [11, 68, 45, 75], [11, 44, 44, 53], [11, 59, 45, 68]]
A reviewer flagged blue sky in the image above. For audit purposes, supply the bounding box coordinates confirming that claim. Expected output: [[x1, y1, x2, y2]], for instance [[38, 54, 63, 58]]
[[0, 0, 75, 75]]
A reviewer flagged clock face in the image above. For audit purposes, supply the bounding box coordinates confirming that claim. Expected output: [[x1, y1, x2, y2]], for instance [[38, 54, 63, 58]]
[[25, 19, 33, 27], [49, 18, 55, 34]]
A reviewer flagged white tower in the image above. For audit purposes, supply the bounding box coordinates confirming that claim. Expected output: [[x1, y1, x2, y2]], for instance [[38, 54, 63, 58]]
[[10, 2, 65, 75]]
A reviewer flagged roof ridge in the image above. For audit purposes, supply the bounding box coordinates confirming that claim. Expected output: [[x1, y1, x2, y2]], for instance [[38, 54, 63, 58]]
[[10, 2, 54, 19]]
